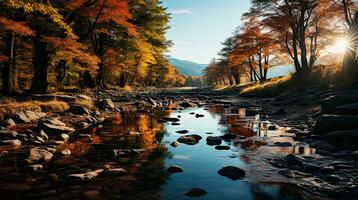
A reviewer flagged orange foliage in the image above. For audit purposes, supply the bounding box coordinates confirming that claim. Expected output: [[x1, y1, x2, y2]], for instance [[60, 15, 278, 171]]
[[0, 16, 33, 36]]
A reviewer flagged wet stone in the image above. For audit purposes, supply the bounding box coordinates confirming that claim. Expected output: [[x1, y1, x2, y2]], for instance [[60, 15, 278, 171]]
[[218, 166, 246, 180], [215, 145, 230, 150], [195, 114, 205, 118], [176, 130, 189, 134], [206, 136, 222, 146], [220, 133, 237, 140], [168, 165, 183, 173], [186, 188, 207, 197]]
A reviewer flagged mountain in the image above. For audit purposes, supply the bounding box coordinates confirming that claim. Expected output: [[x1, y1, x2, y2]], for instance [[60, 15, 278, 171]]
[[169, 58, 207, 76]]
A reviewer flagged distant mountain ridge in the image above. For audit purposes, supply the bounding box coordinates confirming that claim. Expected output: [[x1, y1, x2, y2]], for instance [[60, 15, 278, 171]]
[[169, 58, 207, 76]]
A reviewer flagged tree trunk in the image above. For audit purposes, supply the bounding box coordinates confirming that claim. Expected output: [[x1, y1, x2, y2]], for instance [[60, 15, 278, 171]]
[[31, 34, 49, 94], [343, 11, 358, 81], [2, 32, 20, 95]]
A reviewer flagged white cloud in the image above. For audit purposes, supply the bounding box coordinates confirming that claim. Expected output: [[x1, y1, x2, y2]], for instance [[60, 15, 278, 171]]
[[170, 8, 192, 15]]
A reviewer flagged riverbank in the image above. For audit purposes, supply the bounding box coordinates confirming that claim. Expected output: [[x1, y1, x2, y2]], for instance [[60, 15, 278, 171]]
[[0, 84, 357, 199]]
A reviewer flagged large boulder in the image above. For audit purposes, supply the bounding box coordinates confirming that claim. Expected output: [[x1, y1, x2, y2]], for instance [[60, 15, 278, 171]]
[[313, 115, 358, 134], [321, 95, 358, 113], [27, 148, 53, 164]]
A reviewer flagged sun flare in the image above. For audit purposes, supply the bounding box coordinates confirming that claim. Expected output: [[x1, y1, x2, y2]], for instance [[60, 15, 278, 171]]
[[327, 37, 349, 54]]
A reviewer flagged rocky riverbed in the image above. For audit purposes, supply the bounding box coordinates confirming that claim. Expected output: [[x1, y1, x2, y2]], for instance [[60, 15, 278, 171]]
[[0, 88, 357, 199]]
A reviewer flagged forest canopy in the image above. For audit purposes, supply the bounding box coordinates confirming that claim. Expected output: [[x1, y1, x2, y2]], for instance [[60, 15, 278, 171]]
[[0, 0, 186, 95]]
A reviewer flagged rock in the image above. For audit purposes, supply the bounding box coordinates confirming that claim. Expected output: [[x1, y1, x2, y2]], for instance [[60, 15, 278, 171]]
[[39, 117, 66, 126], [323, 130, 358, 146], [177, 135, 196, 145], [314, 115, 358, 134], [168, 165, 183, 173], [190, 134, 202, 141], [310, 140, 337, 152], [27, 148, 53, 164], [0, 130, 17, 139], [179, 101, 193, 108], [13, 111, 31, 123], [97, 99, 115, 110], [220, 133, 237, 140], [58, 133, 70, 141], [83, 191, 100, 199], [39, 118, 75, 134], [2, 118, 15, 127], [67, 169, 104, 181], [24, 111, 46, 122], [104, 168, 127, 175], [38, 130, 49, 140], [170, 141, 180, 147], [273, 142, 292, 147], [186, 188, 207, 197], [195, 114, 205, 118], [2, 139, 21, 147], [163, 117, 180, 122], [176, 130, 189, 134], [215, 145, 230, 150], [61, 149, 71, 156], [206, 136, 222, 146], [218, 166, 246, 180], [14, 111, 46, 123], [68, 105, 90, 115], [321, 95, 358, 113]]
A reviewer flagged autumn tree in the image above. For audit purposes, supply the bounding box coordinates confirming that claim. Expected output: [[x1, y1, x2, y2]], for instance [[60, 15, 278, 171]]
[[251, 0, 338, 80], [0, 15, 33, 95]]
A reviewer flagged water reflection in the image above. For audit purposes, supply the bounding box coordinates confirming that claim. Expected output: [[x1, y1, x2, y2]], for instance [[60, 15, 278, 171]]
[[0, 104, 319, 200]]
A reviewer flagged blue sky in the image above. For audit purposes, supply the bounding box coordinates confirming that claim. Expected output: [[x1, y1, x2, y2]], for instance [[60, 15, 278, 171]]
[[162, 0, 251, 64]]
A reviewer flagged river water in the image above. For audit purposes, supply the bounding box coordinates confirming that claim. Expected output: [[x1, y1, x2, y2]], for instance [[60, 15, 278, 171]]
[[0, 103, 319, 200]]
